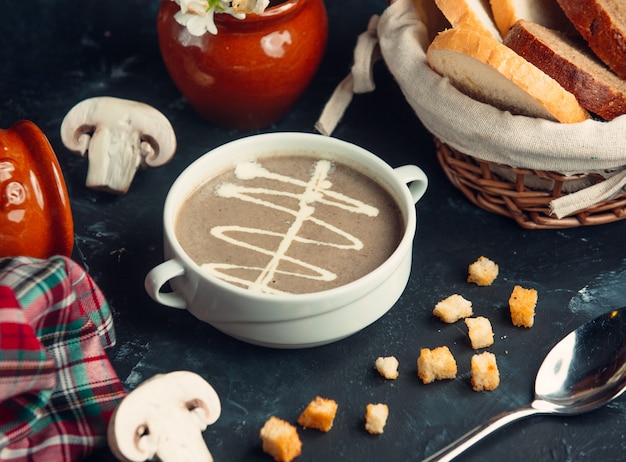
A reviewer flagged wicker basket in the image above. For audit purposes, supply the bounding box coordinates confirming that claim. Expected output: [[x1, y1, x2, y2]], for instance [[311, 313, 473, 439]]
[[435, 138, 626, 229], [315, 1, 626, 230]]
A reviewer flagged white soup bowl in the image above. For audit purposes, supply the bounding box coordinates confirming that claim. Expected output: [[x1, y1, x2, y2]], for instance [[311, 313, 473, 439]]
[[145, 132, 427, 348]]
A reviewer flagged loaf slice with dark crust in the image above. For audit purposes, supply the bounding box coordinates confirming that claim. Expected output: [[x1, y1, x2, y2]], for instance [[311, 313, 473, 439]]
[[555, 0, 626, 79], [505, 20, 626, 120]]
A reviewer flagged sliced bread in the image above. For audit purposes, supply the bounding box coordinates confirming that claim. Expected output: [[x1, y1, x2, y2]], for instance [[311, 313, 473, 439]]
[[505, 20, 626, 121], [434, 0, 502, 40], [489, 0, 576, 37], [426, 28, 590, 123], [556, 0, 626, 79]]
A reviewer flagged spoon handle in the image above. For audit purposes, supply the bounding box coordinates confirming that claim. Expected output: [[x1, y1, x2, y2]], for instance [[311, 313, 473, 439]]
[[422, 404, 540, 462]]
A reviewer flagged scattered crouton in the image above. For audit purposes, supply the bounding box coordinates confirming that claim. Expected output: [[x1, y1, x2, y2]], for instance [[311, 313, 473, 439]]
[[297, 396, 338, 432], [471, 352, 500, 391], [467, 256, 499, 286], [433, 294, 473, 323], [375, 356, 399, 379], [365, 403, 389, 435], [417, 346, 458, 384], [509, 285, 538, 327], [260, 416, 302, 462], [465, 316, 495, 349]]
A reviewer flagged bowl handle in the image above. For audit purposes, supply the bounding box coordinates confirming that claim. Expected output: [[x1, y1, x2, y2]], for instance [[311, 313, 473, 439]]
[[144, 259, 188, 310], [393, 165, 428, 204]]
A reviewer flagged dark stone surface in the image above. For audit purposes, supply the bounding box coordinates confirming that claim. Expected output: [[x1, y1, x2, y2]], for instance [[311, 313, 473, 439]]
[[2, 1, 626, 460]]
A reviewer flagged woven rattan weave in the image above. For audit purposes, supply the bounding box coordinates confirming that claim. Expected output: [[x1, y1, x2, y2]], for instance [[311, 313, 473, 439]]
[[435, 138, 626, 229]]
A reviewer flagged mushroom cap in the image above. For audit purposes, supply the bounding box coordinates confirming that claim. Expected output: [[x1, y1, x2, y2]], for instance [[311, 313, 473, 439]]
[[60, 96, 177, 167], [107, 371, 221, 462]]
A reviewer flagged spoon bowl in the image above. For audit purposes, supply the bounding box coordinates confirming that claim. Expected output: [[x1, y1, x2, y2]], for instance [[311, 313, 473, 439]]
[[423, 307, 626, 461]]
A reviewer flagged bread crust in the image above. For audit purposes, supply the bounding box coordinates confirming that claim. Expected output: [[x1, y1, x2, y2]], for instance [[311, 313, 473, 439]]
[[490, 0, 516, 37], [556, 0, 626, 79], [490, 0, 575, 37], [505, 20, 626, 120], [434, 0, 502, 40], [427, 28, 590, 123]]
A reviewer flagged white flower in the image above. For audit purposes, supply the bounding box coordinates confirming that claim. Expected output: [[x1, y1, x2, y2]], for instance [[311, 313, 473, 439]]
[[232, 0, 270, 14], [177, 0, 209, 15], [174, 8, 218, 35], [171, 0, 268, 36]]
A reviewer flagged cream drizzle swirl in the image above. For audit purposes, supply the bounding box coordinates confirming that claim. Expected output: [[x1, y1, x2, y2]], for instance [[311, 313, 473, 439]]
[[201, 159, 379, 294]]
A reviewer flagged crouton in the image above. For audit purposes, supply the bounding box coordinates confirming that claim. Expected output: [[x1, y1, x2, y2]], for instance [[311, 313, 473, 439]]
[[467, 256, 499, 286], [375, 356, 399, 380], [365, 403, 389, 435], [297, 396, 338, 432], [509, 285, 538, 327], [259, 416, 302, 462], [465, 316, 494, 349], [433, 294, 473, 323], [471, 351, 500, 391], [417, 346, 458, 384]]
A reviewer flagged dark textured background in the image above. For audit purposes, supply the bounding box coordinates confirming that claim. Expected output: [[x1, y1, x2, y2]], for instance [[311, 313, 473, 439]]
[[2, 1, 626, 460]]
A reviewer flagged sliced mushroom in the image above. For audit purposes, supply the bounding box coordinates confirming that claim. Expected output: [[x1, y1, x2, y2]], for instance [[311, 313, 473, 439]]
[[60, 96, 176, 194], [107, 371, 221, 462]]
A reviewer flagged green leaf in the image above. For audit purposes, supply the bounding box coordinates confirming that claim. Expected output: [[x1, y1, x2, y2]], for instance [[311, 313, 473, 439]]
[[208, 0, 228, 13]]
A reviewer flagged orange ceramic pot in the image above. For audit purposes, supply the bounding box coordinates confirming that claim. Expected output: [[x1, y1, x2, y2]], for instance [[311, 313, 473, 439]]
[[0, 120, 73, 259], [157, 0, 328, 130]]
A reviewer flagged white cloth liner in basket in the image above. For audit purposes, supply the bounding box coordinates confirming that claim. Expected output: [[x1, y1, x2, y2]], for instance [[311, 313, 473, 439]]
[[316, 0, 626, 219]]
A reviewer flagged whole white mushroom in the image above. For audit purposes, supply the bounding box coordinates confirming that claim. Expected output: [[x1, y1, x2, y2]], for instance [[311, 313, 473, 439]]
[[60, 96, 177, 194]]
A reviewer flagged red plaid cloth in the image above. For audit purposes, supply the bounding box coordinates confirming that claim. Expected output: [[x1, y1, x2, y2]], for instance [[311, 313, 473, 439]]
[[0, 256, 126, 461]]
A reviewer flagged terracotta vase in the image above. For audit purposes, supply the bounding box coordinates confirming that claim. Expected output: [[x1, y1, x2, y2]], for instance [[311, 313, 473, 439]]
[[0, 120, 73, 259], [157, 0, 328, 130]]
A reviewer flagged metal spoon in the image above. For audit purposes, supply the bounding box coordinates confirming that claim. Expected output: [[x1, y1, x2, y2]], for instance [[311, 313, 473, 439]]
[[423, 307, 626, 462]]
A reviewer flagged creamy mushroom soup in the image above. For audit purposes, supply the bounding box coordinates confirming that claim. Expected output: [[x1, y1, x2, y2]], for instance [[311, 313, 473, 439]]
[[175, 153, 404, 295]]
